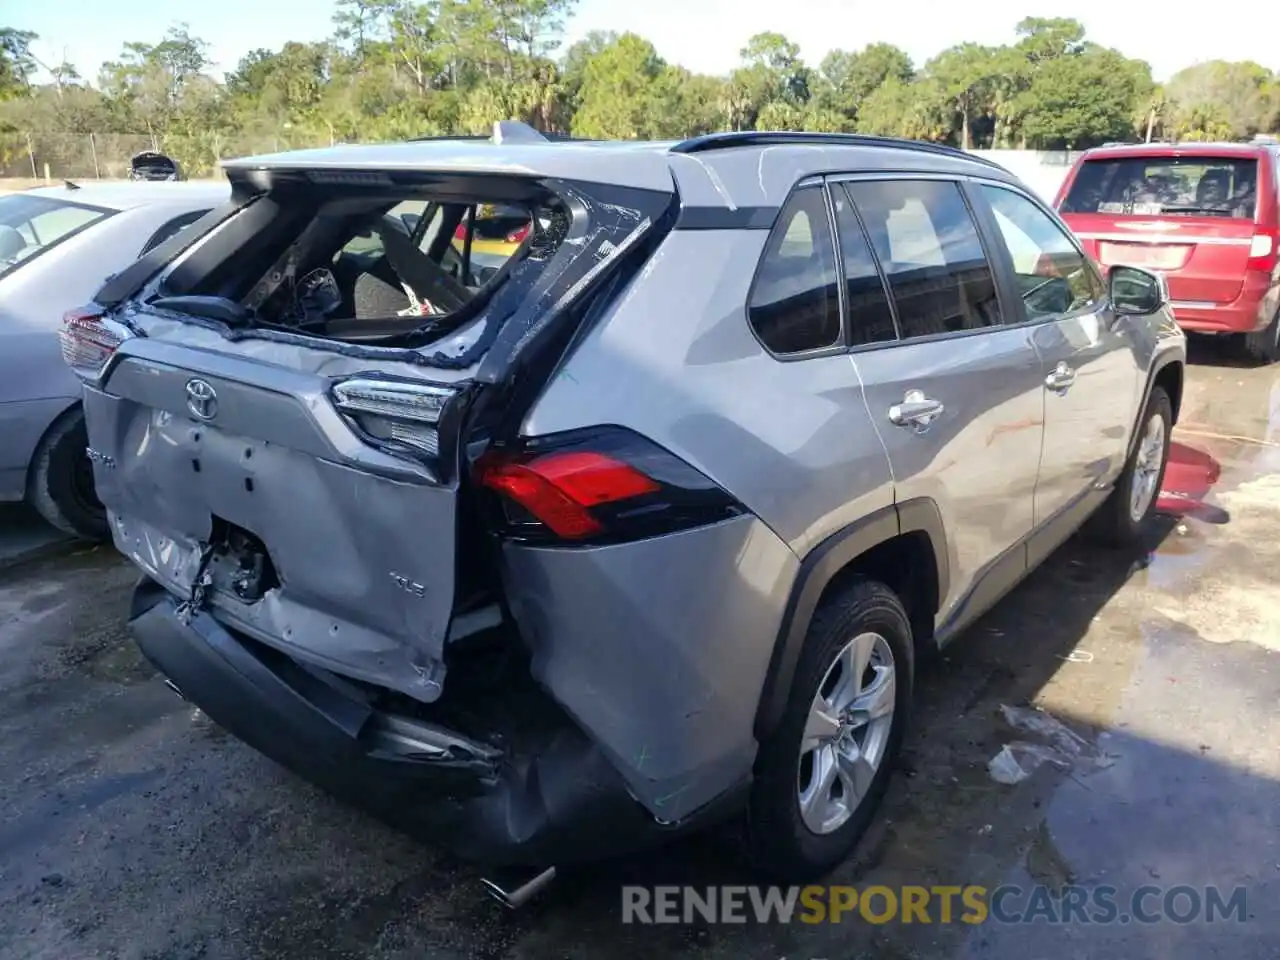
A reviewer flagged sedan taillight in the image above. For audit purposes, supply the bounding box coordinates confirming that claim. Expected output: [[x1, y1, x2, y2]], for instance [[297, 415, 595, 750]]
[[1247, 230, 1278, 273], [59, 308, 131, 380]]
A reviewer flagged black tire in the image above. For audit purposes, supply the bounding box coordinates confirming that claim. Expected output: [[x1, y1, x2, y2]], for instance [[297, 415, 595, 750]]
[[1243, 310, 1280, 365], [1089, 386, 1173, 547], [26, 408, 109, 541], [746, 578, 913, 882]]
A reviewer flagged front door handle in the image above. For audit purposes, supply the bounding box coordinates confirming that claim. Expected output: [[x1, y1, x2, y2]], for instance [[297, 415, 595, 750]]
[[1045, 361, 1077, 393], [889, 389, 945, 431]]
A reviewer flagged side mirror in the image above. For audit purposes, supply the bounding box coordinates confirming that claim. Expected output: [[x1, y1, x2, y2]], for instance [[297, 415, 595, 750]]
[[1108, 264, 1169, 316]]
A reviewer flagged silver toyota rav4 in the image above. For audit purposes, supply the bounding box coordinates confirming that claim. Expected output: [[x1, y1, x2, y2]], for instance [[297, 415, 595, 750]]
[[65, 125, 1185, 882]]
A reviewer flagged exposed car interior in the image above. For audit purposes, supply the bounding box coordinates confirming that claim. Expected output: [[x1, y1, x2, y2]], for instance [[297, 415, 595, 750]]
[[151, 190, 564, 345]]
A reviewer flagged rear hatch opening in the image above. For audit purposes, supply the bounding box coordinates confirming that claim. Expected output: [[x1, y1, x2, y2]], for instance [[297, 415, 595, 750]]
[[134, 175, 568, 352]]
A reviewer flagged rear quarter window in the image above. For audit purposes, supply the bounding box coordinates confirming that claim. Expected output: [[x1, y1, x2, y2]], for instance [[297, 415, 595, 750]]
[[747, 186, 843, 355], [1062, 156, 1260, 219]]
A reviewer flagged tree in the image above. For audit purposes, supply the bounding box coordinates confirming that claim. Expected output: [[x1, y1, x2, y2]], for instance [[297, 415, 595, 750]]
[[1015, 17, 1085, 62], [558, 29, 618, 114], [2, 12, 1274, 183], [814, 43, 912, 125], [925, 43, 997, 149], [857, 77, 949, 141], [1166, 61, 1276, 140], [1017, 46, 1151, 148], [0, 28, 38, 99], [570, 33, 664, 139]]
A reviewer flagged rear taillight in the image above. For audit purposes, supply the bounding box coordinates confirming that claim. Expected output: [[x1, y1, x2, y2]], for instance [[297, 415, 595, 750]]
[[332, 378, 457, 459], [506, 223, 531, 244], [59, 308, 131, 380], [475, 427, 742, 543], [1247, 230, 1278, 272]]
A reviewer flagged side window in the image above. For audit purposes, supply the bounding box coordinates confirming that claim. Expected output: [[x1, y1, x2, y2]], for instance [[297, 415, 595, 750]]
[[845, 179, 1002, 339], [140, 209, 209, 256], [748, 186, 842, 355], [980, 185, 1103, 321], [831, 186, 897, 346]]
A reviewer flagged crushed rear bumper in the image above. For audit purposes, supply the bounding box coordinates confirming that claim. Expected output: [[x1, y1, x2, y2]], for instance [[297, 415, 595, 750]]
[[128, 579, 736, 866]]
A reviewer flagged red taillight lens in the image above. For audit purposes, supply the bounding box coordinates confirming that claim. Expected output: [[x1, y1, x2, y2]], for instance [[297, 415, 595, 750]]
[[454, 224, 469, 240], [59, 308, 126, 377], [478, 451, 659, 539], [506, 223, 531, 244], [1246, 230, 1278, 272], [475, 428, 741, 544]]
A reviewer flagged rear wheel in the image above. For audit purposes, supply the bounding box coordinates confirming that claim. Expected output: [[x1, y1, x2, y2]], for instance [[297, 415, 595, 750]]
[[1089, 386, 1172, 547], [27, 408, 109, 541], [746, 578, 912, 881], [1243, 309, 1280, 365]]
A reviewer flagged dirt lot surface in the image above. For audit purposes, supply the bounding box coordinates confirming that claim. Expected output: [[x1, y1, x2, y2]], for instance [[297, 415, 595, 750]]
[[1, 344, 1277, 960]]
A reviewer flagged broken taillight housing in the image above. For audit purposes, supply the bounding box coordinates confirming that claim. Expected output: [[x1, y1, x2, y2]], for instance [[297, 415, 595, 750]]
[[331, 377, 457, 459], [59, 307, 132, 380], [475, 426, 742, 543]]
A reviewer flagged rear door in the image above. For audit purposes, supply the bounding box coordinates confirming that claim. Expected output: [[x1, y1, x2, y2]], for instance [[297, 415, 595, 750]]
[[835, 176, 1045, 627], [1059, 153, 1263, 306], [975, 182, 1143, 554]]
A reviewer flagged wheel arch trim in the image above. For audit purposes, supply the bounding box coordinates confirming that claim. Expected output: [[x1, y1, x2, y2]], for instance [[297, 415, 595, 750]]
[[753, 498, 949, 739]]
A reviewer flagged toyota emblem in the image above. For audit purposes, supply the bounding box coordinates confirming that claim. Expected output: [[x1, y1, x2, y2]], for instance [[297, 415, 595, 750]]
[[185, 378, 218, 420]]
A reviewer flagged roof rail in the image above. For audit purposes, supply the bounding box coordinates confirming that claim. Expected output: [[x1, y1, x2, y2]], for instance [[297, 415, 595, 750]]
[[669, 131, 1005, 169]]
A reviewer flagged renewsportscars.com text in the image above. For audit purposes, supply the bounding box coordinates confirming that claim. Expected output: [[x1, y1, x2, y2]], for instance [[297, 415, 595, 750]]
[[621, 884, 1248, 926]]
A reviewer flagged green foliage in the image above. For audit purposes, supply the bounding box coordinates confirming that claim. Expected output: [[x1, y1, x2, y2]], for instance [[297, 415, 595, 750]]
[[0, 8, 1277, 181]]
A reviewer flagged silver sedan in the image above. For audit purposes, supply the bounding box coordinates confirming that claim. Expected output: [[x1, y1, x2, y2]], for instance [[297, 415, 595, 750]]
[[0, 180, 229, 539]]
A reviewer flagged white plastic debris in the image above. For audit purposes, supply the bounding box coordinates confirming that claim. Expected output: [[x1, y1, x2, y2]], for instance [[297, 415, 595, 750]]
[[1058, 650, 1095, 663], [988, 705, 1114, 785], [988, 742, 1072, 784]]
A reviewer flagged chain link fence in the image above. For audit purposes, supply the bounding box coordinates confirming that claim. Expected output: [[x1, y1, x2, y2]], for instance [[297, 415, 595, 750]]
[[1, 131, 345, 182]]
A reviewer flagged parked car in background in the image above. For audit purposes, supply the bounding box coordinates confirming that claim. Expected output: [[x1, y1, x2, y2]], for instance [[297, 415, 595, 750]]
[[128, 151, 185, 182], [1055, 138, 1280, 362], [1, 181, 228, 539], [64, 128, 1183, 883]]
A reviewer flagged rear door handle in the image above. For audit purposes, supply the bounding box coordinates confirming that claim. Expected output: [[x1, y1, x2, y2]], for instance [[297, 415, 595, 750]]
[[889, 390, 945, 431], [1045, 362, 1077, 392]]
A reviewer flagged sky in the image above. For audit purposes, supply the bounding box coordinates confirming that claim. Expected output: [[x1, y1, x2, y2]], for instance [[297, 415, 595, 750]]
[[13, 0, 1280, 85]]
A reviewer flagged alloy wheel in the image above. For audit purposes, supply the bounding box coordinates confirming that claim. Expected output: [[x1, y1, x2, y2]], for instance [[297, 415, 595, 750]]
[[796, 631, 897, 835]]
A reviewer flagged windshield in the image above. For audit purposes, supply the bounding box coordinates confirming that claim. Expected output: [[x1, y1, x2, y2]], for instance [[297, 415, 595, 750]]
[[1062, 156, 1260, 219], [0, 194, 111, 276]]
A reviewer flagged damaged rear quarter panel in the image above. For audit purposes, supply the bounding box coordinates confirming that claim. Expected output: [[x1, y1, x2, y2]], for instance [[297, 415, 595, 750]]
[[500, 514, 798, 821]]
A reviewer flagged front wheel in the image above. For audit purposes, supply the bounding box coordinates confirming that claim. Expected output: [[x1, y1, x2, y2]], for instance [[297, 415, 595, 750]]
[[746, 578, 913, 881], [1089, 386, 1173, 547]]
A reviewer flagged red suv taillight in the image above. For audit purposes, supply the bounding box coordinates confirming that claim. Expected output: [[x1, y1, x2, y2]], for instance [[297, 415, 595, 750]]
[[505, 223, 531, 244], [1247, 229, 1278, 273], [475, 427, 742, 543], [59, 307, 130, 379]]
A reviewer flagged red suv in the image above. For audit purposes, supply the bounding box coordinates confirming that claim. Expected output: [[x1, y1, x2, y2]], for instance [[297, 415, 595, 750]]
[[1056, 140, 1280, 362]]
